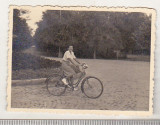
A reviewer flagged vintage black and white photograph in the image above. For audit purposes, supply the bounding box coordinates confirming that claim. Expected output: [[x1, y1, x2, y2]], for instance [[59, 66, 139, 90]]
[[8, 6, 155, 115]]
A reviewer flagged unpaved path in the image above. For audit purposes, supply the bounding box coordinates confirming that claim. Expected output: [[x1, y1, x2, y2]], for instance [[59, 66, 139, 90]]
[[11, 59, 150, 111]]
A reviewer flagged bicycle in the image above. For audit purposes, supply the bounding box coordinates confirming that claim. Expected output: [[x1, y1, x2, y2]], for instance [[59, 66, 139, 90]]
[[45, 63, 103, 99]]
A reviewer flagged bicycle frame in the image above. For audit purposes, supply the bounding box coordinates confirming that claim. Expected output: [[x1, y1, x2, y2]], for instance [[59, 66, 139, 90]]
[[62, 63, 88, 88], [71, 72, 86, 88]]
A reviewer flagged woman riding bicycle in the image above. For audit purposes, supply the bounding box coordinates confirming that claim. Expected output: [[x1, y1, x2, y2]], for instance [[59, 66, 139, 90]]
[[61, 46, 85, 86], [46, 46, 103, 98]]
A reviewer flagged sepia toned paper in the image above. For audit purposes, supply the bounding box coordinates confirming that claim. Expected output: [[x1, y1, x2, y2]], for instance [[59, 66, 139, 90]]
[[7, 6, 156, 116]]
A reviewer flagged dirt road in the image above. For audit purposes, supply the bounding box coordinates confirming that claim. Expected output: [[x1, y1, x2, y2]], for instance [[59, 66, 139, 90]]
[[11, 59, 150, 111]]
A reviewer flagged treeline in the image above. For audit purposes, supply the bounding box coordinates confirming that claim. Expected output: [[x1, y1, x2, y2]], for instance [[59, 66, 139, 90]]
[[34, 10, 151, 59], [12, 9, 151, 59]]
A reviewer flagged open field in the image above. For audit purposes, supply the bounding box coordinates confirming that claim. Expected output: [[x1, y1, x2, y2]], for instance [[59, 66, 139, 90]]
[[11, 59, 150, 111]]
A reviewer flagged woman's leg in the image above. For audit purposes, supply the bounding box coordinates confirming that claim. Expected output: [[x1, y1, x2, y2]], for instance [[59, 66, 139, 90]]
[[61, 61, 76, 78], [71, 65, 86, 83]]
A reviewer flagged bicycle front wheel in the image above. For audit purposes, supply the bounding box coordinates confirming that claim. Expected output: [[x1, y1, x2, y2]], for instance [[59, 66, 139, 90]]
[[46, 75, 66, 96], [81, 76, 103, 99]]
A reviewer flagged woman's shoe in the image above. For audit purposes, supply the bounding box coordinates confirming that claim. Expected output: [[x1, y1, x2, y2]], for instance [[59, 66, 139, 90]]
[[62, 78, 68, 85], [74, 87, 78, 91]]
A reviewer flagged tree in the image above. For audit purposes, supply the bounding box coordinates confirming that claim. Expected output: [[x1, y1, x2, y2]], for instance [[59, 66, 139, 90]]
[[131, 15, 151, 54], [109, 12, 151, 53], [13, 9, 32, 52], [34, 10, 73, 57], [82, 12, 122, 58]]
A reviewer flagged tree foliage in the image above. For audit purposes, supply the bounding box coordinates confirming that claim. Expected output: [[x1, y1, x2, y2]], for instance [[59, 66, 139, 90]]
[[34, 10, 151, 58], [131, 15, 151, 54], [13, 9, 32, 52]]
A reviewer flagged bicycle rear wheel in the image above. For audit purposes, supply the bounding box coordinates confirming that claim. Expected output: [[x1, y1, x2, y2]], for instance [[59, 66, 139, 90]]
[[81, 76, 103, 99], [46, 75, 66, 96], [45, 73, 61, 84]]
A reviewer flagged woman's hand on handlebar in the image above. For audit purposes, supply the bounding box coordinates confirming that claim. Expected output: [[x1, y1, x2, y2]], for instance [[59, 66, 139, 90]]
[[75, 64, 81, 67]]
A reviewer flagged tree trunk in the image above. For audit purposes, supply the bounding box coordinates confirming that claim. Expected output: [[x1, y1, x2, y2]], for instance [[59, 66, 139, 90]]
[[93, 48, 96, 59], [58, 46, 62, 58]]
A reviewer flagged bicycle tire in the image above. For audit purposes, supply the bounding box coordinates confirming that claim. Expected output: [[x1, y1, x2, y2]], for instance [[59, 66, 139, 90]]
[[81, 76, 103, 99], [46, 74, 66, 96]]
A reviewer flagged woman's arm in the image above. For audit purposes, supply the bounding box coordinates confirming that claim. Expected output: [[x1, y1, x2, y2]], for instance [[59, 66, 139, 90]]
[[67, 58, 79, 66], [74, 58, 81, 64], [72, 52, 81, 65]]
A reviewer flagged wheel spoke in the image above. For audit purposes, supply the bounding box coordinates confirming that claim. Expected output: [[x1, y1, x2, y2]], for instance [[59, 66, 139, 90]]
[[46, 75, 66, 96], [86, 79, 92, 88], [82, 77, 103, 99]]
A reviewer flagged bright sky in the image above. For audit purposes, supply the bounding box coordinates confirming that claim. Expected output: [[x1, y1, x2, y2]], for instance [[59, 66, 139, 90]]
[[20, 8, 46, 36]]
